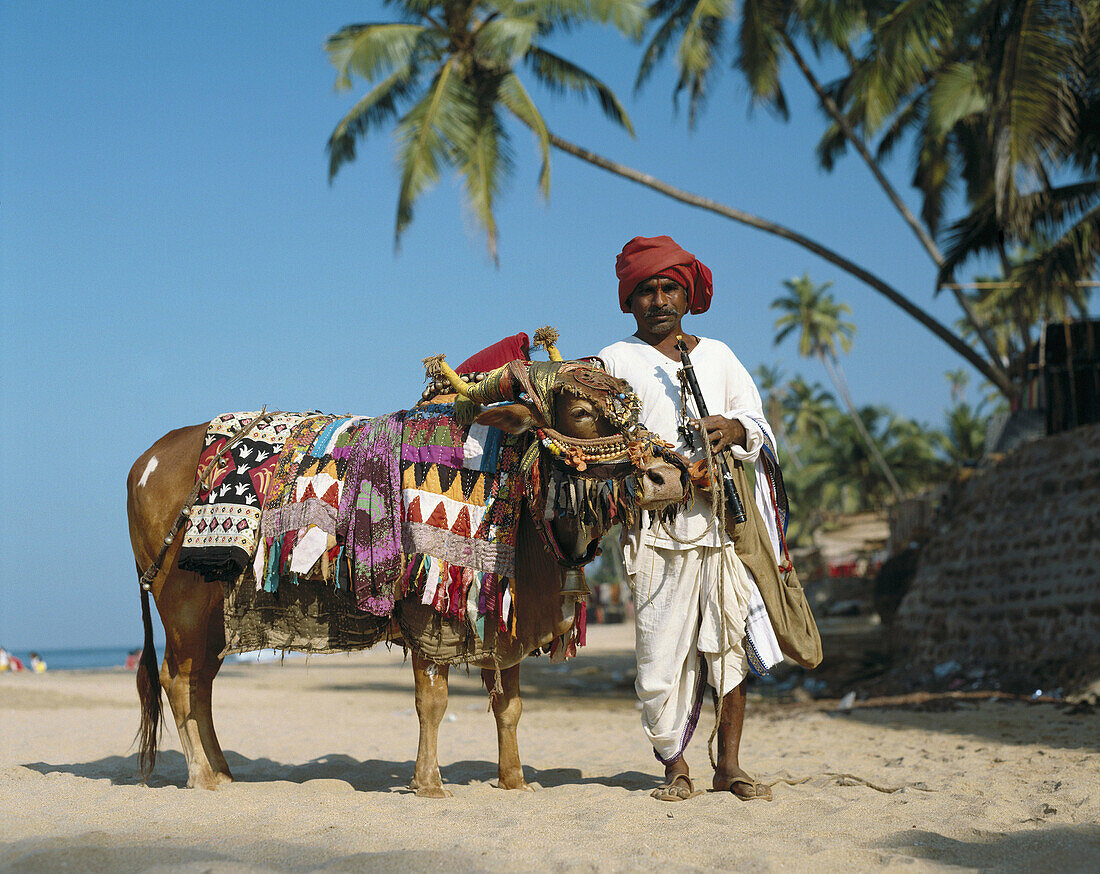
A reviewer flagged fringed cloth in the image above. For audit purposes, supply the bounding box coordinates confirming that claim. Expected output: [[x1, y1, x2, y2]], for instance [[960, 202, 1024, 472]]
[[179, 411, 308, 582], [399, 404, 527, 638], [254, 414, 408, 617], [256, 415, 353, 590], [339, 413, 405, 615]]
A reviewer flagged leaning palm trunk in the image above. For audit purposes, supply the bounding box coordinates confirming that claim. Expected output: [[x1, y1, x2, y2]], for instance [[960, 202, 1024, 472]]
[[779, 34, 1010, 378], [819, 352, 904, 503], [546, 132, 1015, 397]]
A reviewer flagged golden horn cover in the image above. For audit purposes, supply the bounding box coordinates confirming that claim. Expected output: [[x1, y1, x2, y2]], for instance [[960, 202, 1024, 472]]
[[466, 363, 516, 405], [533, 325, 563, 362], [422, 354, 471, 397]]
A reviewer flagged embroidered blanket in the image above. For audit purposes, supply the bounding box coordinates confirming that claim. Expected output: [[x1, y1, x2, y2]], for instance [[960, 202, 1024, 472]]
[[338, 413, 405, 615], [256, 415, 365, 591], [178, 411, 307, 582], [185, 406, 527, 637], [399, 404, 527, 637]]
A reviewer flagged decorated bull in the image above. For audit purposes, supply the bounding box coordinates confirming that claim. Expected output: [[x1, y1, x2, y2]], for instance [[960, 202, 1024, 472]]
[[126, 336, 689, 797]]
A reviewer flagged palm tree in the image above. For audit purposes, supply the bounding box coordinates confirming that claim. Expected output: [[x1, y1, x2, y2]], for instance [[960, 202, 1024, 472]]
[[324, 0, 1007, 391], [325, 0, 645, 261], [825, 1, 1098, 342], [782, 375, 834, 447], [942, 400, 989, 467], [752, 362, 802, 468], [636, 0, 1015, 390], [772, 273, 905, 502], [945, 368, 969, 404]]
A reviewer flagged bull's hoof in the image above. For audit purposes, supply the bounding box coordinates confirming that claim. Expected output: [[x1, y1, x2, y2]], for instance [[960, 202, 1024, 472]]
[[497, 772, 534, 791], [413, 784, 452, 798], [187, 770, 233, 790]]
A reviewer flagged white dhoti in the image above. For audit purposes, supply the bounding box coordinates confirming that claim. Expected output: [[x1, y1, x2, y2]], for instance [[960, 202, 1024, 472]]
[[626, 538, 754, 764]]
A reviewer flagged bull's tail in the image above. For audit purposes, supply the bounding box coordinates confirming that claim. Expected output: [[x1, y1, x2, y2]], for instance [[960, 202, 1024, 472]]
[[135, 584, 162, 782]]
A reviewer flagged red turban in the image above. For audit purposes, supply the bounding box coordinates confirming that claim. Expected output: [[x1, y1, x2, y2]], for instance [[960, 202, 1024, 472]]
[[615, 235, 713, 314]]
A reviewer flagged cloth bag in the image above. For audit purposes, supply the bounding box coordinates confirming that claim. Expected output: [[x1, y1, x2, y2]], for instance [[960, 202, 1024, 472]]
[[725, 461, 822, 669]]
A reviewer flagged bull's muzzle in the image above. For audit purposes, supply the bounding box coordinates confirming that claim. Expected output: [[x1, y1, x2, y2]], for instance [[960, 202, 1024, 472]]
[[637, 458, 686, 510]]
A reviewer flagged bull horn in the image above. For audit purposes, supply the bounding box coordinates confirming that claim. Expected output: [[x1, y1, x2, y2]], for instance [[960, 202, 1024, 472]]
[[466, 363, 520, 405], [533, 325, 563, 362], [423, 354, 471, 397]]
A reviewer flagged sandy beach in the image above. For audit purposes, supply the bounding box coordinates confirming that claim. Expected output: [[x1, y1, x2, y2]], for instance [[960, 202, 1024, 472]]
[[2, 622, 1097, 873]]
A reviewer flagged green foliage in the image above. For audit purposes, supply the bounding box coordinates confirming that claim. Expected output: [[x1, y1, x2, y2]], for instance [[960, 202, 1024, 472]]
[[326, 0, 644, 259], [771, 273, 855, 359], [639, 0, 1098, 398]]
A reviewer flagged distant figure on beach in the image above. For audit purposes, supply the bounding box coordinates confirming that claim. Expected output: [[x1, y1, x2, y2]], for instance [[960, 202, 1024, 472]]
[[29, 652, 47, 673], [599, 235, 789, 802], [0, 645, 25, 672], [124, 648, 142, 670]]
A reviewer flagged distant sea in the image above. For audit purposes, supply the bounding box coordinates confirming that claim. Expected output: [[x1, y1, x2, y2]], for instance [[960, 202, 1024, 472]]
[[5, 646, 139, 671], [2, 646, 305, 671]]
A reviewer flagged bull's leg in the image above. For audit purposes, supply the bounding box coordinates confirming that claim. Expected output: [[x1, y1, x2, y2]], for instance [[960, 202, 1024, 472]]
[[483, 664, 532, 791], [157, 568, 232, 790], [410, 652, 451, 798]]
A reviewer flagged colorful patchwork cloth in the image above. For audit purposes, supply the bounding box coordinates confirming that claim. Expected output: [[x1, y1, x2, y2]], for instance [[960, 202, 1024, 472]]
[[179, 411, 308, 582], [256, 415, 366, 591], [399, 404, 527, 637], [184, 405, 527, 638], [336, 413, 405, 616]]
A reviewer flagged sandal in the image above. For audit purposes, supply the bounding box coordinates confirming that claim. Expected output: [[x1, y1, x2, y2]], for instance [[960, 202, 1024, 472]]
[[650, 773, 704, 801]]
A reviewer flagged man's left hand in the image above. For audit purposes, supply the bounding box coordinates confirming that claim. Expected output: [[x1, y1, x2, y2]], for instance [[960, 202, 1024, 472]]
[[692, 415, 747, 453]]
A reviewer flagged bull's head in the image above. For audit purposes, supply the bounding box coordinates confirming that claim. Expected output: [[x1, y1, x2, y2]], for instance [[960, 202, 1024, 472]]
[[424, 355, 690, 566]]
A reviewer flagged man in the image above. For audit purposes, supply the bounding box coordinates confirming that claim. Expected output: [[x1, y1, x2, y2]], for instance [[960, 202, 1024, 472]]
[[598, 235, 782, 802]]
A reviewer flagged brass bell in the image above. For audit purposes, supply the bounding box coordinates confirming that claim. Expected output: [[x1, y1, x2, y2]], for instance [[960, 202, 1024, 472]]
[[561, 567, 590, 601]]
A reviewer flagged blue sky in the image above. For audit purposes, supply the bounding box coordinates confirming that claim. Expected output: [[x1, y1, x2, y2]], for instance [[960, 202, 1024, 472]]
[[0, 2, 1027, 649]]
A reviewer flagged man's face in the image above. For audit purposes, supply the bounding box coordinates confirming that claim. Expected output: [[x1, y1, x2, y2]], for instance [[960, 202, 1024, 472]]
[[627, 276, 689, 338]]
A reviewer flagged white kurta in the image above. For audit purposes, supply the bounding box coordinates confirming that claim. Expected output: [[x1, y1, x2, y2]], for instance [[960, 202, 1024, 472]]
[[598, 335, 784, 763]]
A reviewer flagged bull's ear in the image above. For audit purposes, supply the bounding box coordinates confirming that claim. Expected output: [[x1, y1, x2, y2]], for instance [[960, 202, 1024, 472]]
[[475, 403, 542, 435]]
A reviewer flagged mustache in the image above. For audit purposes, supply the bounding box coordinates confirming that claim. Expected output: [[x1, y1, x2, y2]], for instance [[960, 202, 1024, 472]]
[[645, 307, 679, 319]]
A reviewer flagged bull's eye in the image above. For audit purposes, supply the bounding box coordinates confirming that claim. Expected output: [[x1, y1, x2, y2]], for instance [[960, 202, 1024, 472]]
[[572, 408, 593, 421]]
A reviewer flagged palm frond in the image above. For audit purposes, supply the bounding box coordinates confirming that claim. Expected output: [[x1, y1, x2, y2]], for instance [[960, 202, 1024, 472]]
[[453, 101, 513, 263], [325, 22, 428, 89], [524, 47, 635, 134], [327, 68, 420, 180], [737, 0, 790, 119], [498, 71, 552, 197], [991, 0, 1082, 232], [927, 61, 986, 136], [474, 16, 539, 68], [675, 0, 733, 124], [845, 0, 956, 133], [1009, 204, 1100, 300], [394, 58, 462, 245], [636, 0, 696, 90]]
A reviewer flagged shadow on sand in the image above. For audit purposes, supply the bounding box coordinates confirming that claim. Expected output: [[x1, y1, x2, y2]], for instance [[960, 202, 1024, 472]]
[[875, 824, 1100, 871], [312, 648, 641, 705], [829, 699, 1099, 751], [21, 751, 659, 794], [0, 834, 494, 874]]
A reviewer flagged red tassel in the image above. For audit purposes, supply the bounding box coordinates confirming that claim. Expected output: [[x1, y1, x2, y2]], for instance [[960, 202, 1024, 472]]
[[447, 565, 464, 619], [432, 562, 449, 612], [576, 602, 587, 648]]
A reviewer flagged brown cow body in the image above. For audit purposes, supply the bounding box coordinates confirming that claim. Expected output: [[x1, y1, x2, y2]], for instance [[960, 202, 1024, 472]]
[[127, 394, 683, 796]]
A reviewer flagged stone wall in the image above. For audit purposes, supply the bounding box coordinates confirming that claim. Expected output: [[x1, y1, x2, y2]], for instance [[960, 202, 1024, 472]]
[[896, 423, 1100, 691]]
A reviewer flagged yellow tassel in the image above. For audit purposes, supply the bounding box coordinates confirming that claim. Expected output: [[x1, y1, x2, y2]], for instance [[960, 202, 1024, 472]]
[[453, 396, 480, 424], [533, 326, 563, 362], [422, 354, 471, 397]]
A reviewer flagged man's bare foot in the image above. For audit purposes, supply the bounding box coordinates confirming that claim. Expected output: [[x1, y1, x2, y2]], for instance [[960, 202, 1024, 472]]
[[651, 759, 703, 801], [713, 766, 772, 801], [651, 773, 703, 801]]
